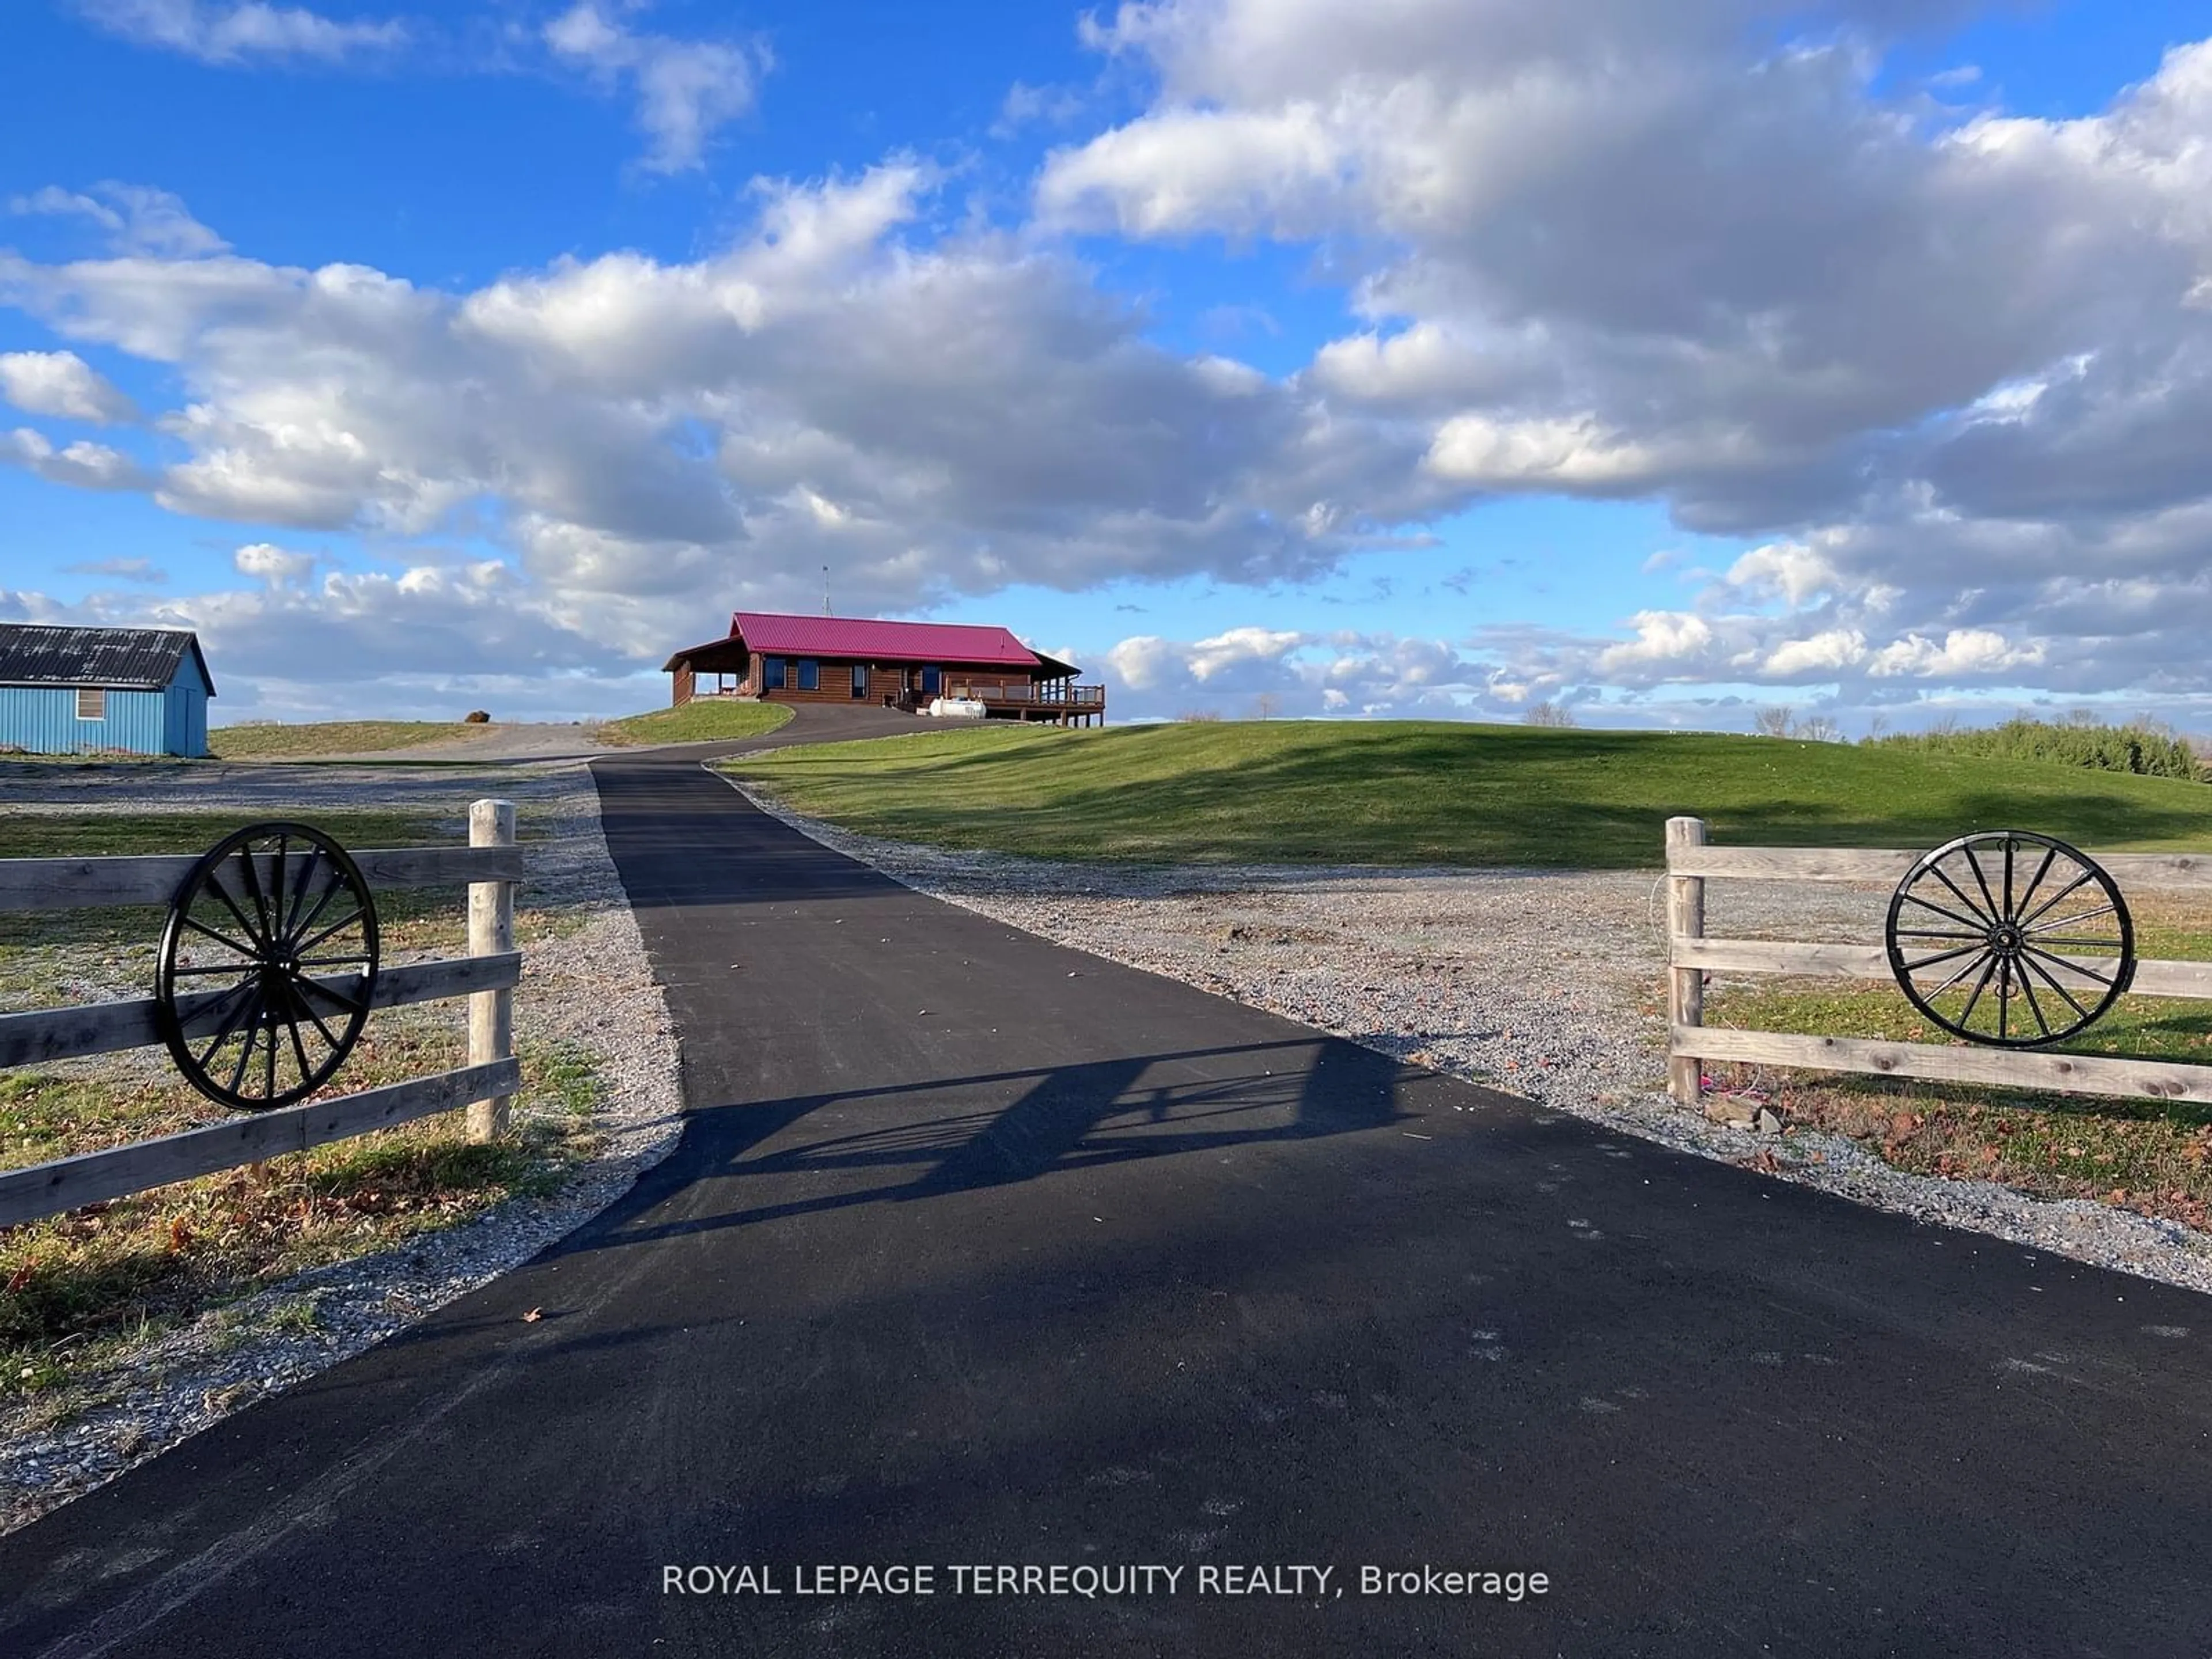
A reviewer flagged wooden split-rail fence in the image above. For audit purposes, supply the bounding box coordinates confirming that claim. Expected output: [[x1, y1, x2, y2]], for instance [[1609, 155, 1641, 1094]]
[[0, 800, 524, 1229], [1665, 815, 2212, 1107]]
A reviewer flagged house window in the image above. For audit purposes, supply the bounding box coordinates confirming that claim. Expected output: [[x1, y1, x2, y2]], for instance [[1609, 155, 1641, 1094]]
[[922, 665, 941, 698], [762, 656, 786, 691], [797, 658, 819, 691], [851, 663, 868, 699], [76, 687, 106, 720]]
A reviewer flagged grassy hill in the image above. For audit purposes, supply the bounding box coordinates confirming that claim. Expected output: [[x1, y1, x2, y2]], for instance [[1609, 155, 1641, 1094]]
[[207, 721, 470, 759], [593, 702, 794, 746], [723, 720, 2212, 868]]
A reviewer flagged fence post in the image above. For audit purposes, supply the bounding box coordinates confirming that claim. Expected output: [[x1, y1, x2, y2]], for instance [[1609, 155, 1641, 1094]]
[[1666, 816, 1708, 1105], [467, 798, 517, 1142]]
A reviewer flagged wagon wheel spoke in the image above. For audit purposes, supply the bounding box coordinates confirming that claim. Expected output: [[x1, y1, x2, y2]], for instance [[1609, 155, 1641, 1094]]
[[269, 833, 289, 953], [1921, 949, 1994, 1003], [294, 975, 367, 1015], [2014, 964, 2054, 1039], [2020, 952, 2094, 1021], [1927, 866, 1996, 930], [2026, 904, 2118, 936], [196, 870, 268, 956], [270, 975, 319, 1093], [279, 843, 319, 940], [291, 908, 367, 959], [2023, 942, 2115, 987], [283, 859, 351, 952], [1965, 844, 2009, 928], [233, 840, 275, 950], [1894, 927, 1990, 942], [273, 969, 340, 1059], [1903, 942, 1987, 973], [2016, 844, 2059, 921], [1900, 891, 1991, 934], [225, 1017, 262, 1098], [181, 975, 258, 1026], [179, 914, 259, 961], [1955, 953, 2001, 1029], [191, 980, 263, 1067], [2018, 869, 2094, 930], [288, 989, 348, 1051]]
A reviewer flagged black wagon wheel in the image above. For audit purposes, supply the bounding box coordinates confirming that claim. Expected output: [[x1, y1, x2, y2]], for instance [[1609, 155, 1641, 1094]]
[[154, 821, 380, 1111], [1884, 830, 2134, 1050]]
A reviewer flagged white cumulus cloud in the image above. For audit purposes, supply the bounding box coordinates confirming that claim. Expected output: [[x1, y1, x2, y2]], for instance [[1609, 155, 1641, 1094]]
[[544, 3, 767, 174], [0, 428, 151, 490], [1867, 628, 2046, 678], [74, 0, 407, 65], [0, 351, 138, 423]]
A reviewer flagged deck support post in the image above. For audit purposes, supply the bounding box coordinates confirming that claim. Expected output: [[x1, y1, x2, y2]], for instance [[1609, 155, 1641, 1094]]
[[1666, 815, 1707, 1105]]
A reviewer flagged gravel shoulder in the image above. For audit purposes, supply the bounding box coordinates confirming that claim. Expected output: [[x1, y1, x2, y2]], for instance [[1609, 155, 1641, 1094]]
[[0, 758, 684, 1535], [729, 774, 2212, 1298]]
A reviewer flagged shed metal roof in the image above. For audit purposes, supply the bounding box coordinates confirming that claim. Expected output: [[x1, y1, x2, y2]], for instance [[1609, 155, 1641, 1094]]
[[0, 624, 215, 693]]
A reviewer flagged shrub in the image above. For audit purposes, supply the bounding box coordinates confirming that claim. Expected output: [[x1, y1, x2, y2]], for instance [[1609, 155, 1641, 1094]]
[[1523, 701, 1577, 728], [1862, 717, 2203, 781], [463, 710, 491, 724]]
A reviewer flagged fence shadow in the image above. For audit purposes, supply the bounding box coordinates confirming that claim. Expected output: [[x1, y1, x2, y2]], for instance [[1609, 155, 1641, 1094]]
[[556, 1035, 1418, 1255]]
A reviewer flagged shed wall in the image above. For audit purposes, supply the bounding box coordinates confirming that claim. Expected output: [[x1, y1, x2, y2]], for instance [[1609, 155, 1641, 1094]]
[[162, 650, 211, 756], [0, 685, 170, 754]]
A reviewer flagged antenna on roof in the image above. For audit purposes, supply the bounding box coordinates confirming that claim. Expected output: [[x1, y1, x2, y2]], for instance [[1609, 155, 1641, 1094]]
[[823, 564, 831, 616]]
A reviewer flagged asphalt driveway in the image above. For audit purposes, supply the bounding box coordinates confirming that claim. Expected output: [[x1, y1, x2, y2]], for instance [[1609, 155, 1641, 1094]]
[[3, 708, 2210, 1657]]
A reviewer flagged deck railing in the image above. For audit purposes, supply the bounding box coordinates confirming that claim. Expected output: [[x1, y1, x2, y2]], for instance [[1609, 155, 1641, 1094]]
[[946, 681, 1105, 707]]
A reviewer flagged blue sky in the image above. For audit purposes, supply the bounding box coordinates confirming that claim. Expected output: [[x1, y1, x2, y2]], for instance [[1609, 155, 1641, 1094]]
[[3, 1, 2211, 726]]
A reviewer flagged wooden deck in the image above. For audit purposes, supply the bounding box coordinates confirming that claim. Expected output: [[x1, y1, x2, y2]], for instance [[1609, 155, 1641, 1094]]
[[942, 680, 1106, 726], [683, 682, 1107, 726]]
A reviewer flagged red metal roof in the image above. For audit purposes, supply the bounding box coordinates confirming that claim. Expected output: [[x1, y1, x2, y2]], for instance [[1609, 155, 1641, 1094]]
[[729, 612, 1048, 669]]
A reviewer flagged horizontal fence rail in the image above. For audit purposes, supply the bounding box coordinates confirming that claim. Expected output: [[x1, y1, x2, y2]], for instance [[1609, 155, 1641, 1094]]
[[0, 951, 522, 1069], [1670, 937, 2212, 1001], [0, 803, 524, 1228], [1669, 843, 2212, 890], [0, 1059, 521, 1229], [1672, 1027, 2212, 1107], [0, 843, 527, 914], [1663, 815, 2212, 1108]]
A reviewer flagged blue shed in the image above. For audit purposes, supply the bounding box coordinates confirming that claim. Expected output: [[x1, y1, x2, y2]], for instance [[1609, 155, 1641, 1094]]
[[0, 624, 215, 757]]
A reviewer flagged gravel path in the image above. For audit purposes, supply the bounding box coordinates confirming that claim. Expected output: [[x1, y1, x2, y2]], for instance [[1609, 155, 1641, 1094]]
[[728, 775, 2212, 1299], [0, 759, 684, 1535]]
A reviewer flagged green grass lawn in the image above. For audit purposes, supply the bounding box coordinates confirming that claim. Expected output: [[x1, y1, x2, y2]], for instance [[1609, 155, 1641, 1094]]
[[0, 808, 440, 861], [207, 721, 479, 759], [723, 720, 2212, 868], [593, 700, 794, 746], [1704, 895, 2212, 1235]]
